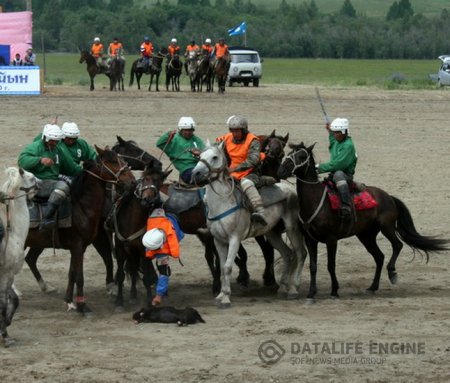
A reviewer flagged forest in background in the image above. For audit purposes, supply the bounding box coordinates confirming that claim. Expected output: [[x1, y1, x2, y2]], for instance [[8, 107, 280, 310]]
[[1, 0, 450, 58]]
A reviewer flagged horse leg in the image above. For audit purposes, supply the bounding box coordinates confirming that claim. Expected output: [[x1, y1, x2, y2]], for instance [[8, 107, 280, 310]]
[[141, 255, 157, 307], [113, 243, 126, 311], [92, 228, 116, 295], [381, 225, 404, 284], [67, 247, 92, 315], [326, 241, 340, 298], [197, 233, 221, 295], [149, 74, 153, 91], [90, 75, 95, 91], [25, 247, 56, 293], [0, 282, 14, 347], [235, 244, 250, 288], [137, 73, 142, 90], [305, 235, 319, 303], [357, 230, 385, 293], [255, 235, 277, 288], [155, 74, 160, 92], [214, 238, 240, 308]]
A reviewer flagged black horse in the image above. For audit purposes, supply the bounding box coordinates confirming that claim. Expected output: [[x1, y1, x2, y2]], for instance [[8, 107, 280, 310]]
[[215, 56, 229, 94], [129, 48, 167, 91], [278, 142, 450, 302], [109, 54, 125, 91], [79, 50, 110, 91], [166, 54, 182, 91]]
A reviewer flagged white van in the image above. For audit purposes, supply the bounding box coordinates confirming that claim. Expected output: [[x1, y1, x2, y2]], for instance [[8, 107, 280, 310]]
[[228, 47, 263, 87]]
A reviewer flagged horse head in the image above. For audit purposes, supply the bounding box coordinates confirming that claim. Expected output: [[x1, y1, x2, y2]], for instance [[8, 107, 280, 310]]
[[3, 167, 39, 202], [278, 142, 316, 180], [93, 145, 136, 188], [79, 50, 89, 64], [192, 141, 227, 186], [261, 130, 289, 160], [112, 136, 162, 171], [135, 164, 171, 208]]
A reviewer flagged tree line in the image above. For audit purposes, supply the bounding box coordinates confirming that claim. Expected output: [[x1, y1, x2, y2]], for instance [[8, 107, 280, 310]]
[[2, 0, 450, 59]]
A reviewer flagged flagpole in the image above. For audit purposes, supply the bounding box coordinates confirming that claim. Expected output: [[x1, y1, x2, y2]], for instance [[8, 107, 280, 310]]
[[244, 31, 247, 47]]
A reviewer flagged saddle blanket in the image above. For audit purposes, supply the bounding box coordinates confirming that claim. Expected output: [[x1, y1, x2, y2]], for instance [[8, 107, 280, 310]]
[[29, 199, 72, 229], [325, 187, 378, 211], [164, 183, 205, 214]]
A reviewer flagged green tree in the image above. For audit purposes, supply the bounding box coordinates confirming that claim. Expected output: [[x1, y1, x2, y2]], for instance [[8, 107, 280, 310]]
[[340, 0, 356, 18]]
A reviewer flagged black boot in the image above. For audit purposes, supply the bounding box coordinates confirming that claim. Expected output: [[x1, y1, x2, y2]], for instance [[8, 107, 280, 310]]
[[39, 202, 59, 231], [337, 186, 352, 219], [0, 222, 4, 244]]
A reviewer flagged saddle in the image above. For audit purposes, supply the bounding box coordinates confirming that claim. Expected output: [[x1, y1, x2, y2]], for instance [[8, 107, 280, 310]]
[[323, 180, 377, 211], [29, 198, 72, 229], [163, 183, 205, 214]]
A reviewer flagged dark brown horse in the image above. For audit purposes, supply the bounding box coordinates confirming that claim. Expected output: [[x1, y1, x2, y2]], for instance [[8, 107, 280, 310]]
[[25, 147, 135, 315], [79, 50, 110, 91], [165, 54, 182, 91], [129, 48, 167, 91], [197, 51, 213, 92], [277, 142, 449, 302], [215, 56, 229, 93], [111, 162, 171, 310], [109, 51, 125, 91]]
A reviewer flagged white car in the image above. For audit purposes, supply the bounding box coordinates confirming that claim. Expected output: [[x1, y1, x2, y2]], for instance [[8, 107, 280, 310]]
[[228, 47, 263, 87], [437, 55, 450, 86]]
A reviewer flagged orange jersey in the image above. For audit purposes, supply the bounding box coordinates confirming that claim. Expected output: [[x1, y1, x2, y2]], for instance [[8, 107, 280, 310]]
[[145, 216, 180, 259], [201, 44, 213, 54], [216, 132, 264, 180], [108, 42, 123, 56], [91, 43, 104, 57], [214, 43, 229, 58], [168, 44, 180, 56], [185, 44, 199, 53], [140, 41, 154, 57]]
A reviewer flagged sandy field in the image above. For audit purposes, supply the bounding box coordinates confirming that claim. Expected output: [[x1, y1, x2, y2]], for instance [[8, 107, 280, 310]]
[[0, 82, 449, 383]]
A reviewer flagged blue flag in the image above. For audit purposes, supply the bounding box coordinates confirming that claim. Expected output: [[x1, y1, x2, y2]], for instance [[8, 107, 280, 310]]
[[228, 21, 247, 36]]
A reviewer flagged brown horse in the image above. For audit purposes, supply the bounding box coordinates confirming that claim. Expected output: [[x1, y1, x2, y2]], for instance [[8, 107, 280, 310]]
[[277, 142, 450, 302], [215, 56, 229, 93], [129, 48, 167, 91], [79, 50, 110, 91], [109, 52, 125, 91], [166, 54, 182, 91], [25, 146, 135, 315]]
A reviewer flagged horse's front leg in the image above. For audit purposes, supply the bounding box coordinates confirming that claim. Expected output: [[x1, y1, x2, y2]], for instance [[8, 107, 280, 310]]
[[67, 246, 92, 315], [215, 237, 240, 308], [90, 76, 95, 91]]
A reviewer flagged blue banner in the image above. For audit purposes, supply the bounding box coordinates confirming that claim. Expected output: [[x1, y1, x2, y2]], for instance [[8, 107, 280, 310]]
[[0, 45, 10, 66], [228, 21, 247, 37]]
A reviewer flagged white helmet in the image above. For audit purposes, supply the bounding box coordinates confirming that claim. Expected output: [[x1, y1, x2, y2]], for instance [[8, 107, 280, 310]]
[[42, 124, 64, 142], [142, 228, 166, 250], [171, 38, 177, 43], [94, 37, 100, 42], [205, 38, 211, 44], [62, 122, 80, 138], [178, 116, 196, 131], [330, 118, 349, 133]]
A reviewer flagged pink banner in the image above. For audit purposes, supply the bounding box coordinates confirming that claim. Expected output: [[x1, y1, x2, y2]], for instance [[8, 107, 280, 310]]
[[0, 11, 33, 64]]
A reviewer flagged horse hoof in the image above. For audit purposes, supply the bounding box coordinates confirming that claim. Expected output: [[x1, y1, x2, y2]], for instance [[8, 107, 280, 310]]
[[286, 293, 300, 300], [365, 288, 376, 295], [389, 273, 398, 285], [330, 295, 340, 301], [106, 283, 118, 297], [40, 281, 57, 294], [83, 310, 95, 319], [277, 291, 287, 299], [305, 298, 316, 305], [3, 337, 16, 348]]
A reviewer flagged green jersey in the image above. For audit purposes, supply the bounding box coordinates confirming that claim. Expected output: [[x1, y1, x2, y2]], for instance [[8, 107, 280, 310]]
[[318, 133, 357, 176]]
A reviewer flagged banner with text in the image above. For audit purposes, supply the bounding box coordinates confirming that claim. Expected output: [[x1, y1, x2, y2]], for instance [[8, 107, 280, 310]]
[[0, 66, 40, 95]]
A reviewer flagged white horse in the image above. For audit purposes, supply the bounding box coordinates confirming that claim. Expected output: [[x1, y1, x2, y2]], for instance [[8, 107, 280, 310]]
[[0, 167, 38, 347], [192, 142, 307, 307]]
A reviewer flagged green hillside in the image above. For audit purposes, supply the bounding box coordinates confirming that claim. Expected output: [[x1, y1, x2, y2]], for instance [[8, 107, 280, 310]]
[[136, 0, 449, 18]]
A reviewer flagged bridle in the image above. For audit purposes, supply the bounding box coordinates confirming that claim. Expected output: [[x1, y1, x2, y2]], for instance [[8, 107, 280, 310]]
[[285, 148, 319, 185], [197, 153, 235, 197], [116, 144, 149, 168], [85, 155, 131, 184]]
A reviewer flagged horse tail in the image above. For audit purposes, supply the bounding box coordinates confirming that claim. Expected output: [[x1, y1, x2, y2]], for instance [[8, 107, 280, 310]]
[[129, 64, 135, 87], [393, 196, 449, 261]]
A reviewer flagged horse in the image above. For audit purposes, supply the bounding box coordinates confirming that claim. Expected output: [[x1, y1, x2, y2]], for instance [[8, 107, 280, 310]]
[[277, 142, 450, 302], [24, 146, 136, 315], [215, 56, 229, 94], [0, 168, 38, 347], [111, 162, 171, 311], [165, 54, 182, 91], [112, 135, 162, 171], [129, 48, 167, 91], [197, 51, 213, 92], [192, 142, 307, 307], [109, 50, 125, 91], [186, 51, 200, 92], [79, 50, 110, 91]]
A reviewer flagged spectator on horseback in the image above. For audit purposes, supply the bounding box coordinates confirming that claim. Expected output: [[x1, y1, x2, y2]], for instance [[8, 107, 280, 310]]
[[142, 207, 184, 306], [167, 38, 180, 66], [201, 38, 213, 56], [11, 53, 23, 66], [91, 37, 107, 70], [184, 40, 200, 74], [23, 48, 36, 66], [216, 116, 268, 226], [18, 124, 82, 231], [61, 122, 97, 164], [140, 36, 154, 71], [316, 117, 357, 218], [156, 116, 205, 185]]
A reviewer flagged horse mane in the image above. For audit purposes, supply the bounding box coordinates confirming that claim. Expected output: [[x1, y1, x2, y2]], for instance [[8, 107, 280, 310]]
[[2, 167, 21, 195], [70, 160, 97, 202]]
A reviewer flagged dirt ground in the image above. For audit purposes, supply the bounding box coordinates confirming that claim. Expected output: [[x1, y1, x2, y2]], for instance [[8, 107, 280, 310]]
[[0, 83, 449, 383]]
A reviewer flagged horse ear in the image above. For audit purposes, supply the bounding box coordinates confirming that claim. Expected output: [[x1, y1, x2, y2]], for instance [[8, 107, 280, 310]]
[[307, 143, 316, 152], [269, 129, 276, 138], [206, 139, 211, 147], [218, 140, 225, 151], [163, 169, 173, 180], [104, 145, 110, 150], [19, 167, 24, 176], [283, 133, 289, 144], [95, 145, 104, 155], [117, 136, 125, 144]]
